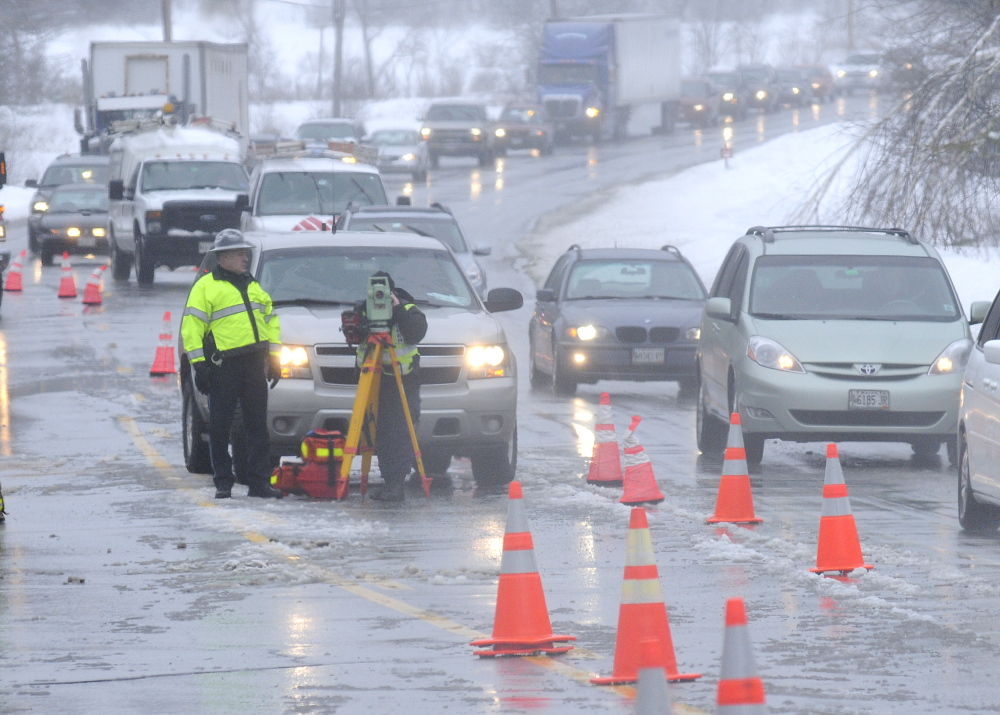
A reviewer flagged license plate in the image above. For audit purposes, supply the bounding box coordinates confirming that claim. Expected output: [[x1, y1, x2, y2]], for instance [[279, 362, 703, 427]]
[[849, 389, 889, 410], [632, 347, 665, 365], [199, 241, 214, 253], [78, 235, 96, 247]]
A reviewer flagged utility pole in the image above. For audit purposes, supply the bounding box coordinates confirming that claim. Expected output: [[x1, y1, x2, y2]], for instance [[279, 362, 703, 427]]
[[846, 0, 855, 51], [550, 0, 558, 19], [162, 0, 172, 42], [332, 0, 346, 116]]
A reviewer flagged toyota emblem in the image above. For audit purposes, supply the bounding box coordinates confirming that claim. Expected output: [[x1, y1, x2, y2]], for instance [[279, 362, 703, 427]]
[[856, 363, 881, 375]]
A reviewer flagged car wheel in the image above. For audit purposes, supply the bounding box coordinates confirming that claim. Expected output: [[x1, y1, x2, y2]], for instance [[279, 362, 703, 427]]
[[947, 436, 958, 466], [135, 234, 155, 285], [110, 228, 133, 282], [422, 449, 452, 476], [528, 336, 549, 389], [477, 150, 494, 168], [39, 244, 55, 267], [28, 229, 39, 255], [911, 439, 942, 459], [696, 380, 728, 452], [429, 153, 439, 169], [958, 435, 1000, 531], [182, 380, 213, 474], [551, 345, 577, 396], [471, 426, 517, 488], [744, 433, 765, 470]]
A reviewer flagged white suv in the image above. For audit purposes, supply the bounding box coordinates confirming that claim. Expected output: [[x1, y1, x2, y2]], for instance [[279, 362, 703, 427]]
[[180, 230, 523, 487]]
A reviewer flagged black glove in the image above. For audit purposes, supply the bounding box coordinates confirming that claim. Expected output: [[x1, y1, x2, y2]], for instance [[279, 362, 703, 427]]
[[193, 361, 211, 395], [268, 354, 281, 389]]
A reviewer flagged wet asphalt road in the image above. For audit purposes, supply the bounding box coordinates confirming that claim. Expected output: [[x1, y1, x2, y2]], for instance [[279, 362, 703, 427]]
[[5, 95, 1000, 715]]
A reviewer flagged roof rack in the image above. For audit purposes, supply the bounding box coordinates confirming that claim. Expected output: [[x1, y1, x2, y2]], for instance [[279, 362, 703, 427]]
[[567, 244, 582, 253], [660, 244, 682, 257], [746, 225, 917, 245], [429, 202, 452, 214]]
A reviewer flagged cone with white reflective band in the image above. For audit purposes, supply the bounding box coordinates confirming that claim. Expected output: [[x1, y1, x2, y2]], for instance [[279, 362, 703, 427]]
[[707, 413, 763, 524], [619, 416, 664, 506], [718, 598, 767, 714], [588, 392, 623, 486], [810, 443, 872, 575], [81, 264, 107, 305], [3, 249, 25, 291], [470, 481, 575, 657], [592, 508, 700, 685], [634, 639, 673, 715], [57, 252, 77, 298], [149, 311, 177, 376]]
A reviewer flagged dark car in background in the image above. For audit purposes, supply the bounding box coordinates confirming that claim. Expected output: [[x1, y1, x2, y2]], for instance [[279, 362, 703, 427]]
[[528, 245, 707, 395], [679, 78, 722, 126], [36, 184, 110, 265], [736, 64, 781, 113], [775, 67, 811, 107], [881, 47, 928, 93], [706, 69, 750, 119], [797, 64, 837, 102], [295, 118, 365, 149], [494, 104, 554, 155], [27, 154, 110, 255]]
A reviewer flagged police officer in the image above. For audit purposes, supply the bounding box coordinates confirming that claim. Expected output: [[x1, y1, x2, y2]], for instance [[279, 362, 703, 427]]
[[358, 271, 427, 502], [182, 229, 284, 499]]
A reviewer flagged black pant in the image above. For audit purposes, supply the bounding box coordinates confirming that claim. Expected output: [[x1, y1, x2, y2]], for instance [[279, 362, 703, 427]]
[[375, 370, 421, 485], [208, 351, 271, 491]]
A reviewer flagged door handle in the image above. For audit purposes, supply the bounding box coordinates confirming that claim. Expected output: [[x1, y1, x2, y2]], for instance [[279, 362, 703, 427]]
[[984, 377, 991, 388]]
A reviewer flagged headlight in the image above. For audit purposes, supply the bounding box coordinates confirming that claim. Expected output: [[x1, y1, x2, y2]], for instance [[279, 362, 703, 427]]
[[279, 344, 311, 379], [400, 153, 415, 162], [467, 344, 507, 379], [67, 227, 81, 238], [812, 82, 820, 89], [747, 336, 805, 373], [420, 127, 431, 138], [92, 227, 106, 238], [495, 128, 506, 138], [470, 127, 482, 136], [722, 92, 735, 102], [837, 69, 846, 78], [791, 87, 800, 94], [0, 225, 5, 239], [685, 327, 701, 341], [33, 201, 49, 212], [869, 69, 878, 78], [755, 90, 767, 100], [928, 338, 972, 375], [567, 325, 611, 341], [693, 104, 704, 111], [585, 106, 600, 118]]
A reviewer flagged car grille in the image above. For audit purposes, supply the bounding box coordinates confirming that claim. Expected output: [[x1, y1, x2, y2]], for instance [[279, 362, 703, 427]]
[[544, 98, 579, 118], [319, 366, 461, 385], [431, 129, 474, 142], [162, 200, 241, 234], [616, 327, 647, 343], [805, 363, 927, 381], [790, 410, 945, 427], [649, 327, 680, 344], [314, 343, 466, 386]]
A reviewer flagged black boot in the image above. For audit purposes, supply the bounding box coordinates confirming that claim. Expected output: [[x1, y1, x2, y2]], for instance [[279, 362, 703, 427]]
[[247, 484, 284, 499], [370, 479, 405, 503]]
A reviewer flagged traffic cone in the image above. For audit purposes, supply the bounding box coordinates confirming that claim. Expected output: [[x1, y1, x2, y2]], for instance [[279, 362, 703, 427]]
[[81, 264, 107, 305], [587, 392, 623, 486], [592, 508, 701, 685], [57, 252, 77, 298], [149, 311, 178, 376], [3, 250, 25, 291], [707, 413, 763, 524], [718, 598, 767, 714], [620, 416, 664, 506], [810, 443, 873, 575], [470, 481, 576, 657], [634, 639, 673, 715]]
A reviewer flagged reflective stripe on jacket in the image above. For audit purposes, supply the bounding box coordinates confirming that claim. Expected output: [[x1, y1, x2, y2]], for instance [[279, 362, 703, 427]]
[[182, 269, 281, 364], [356, 303, 421, 375]]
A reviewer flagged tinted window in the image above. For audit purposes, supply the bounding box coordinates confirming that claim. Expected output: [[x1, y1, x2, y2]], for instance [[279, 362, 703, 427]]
[[500, 107, 542, 124], [256, 171, 387, 215], [41, 163, 108, 187], [426, 105, 485, 122], [749, 255, 960, 321], [711, 244, 744, 297], [346, 217, 468, 253], [297, 123, 357, 141], [141, 161, 247, 192], [259, 246, 474, 308], [537, 64, 601, 85], [48, 188, 109, 212], [681, 80, 710, 97], [564, 260, 705, 300], [977, 290, 1000, 346]]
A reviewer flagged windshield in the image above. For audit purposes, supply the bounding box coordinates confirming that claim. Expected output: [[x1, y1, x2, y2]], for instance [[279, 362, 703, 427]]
[[346, 218, 468, 253], [749, 255, 960, 321], [706, 71, 737, 87], [141, 161, 247, 192], [297, 123, 357, 141], [500, 107, 541, 123], [41, 163, 108, 187], [259, 246, 475, 309], [48, 188, 108, 213], [776, 69, 804, 82], [738, 67, 770, 83], [537, 64, 601, 85], [425, 105, 485, 122], [368, 129, 420, 146], [846, 54, 881, 65], [681, 80, 710, 97], [565, 260, 706, 300], [256, 171, 387, 216]]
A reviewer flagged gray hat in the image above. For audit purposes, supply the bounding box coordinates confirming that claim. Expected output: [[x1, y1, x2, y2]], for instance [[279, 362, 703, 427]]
[[209, 228, 254, 252]]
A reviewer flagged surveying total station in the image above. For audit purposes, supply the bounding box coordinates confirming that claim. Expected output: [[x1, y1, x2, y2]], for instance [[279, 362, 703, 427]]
[[337, 275, 429, 499]]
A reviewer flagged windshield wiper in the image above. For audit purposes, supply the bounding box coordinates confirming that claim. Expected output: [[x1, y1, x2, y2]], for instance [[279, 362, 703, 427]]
[[272, 298, 354, 307], [401, 224, 432, 238], [350, 177, 375, 203], [751, 312, 799, 320]]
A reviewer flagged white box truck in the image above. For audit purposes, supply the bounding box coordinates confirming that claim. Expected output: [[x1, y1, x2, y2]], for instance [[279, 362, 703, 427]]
[[77, 41, 248, 154], [537, 14, 681, 141]]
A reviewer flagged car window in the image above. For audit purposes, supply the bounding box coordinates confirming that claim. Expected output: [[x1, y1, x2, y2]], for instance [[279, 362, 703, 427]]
[[368, 130, 420, 145], [681, 80, 710, 97], [711, 243, 744, 298], [500, 107, 541, 123], [426, 105, 485, 122], [41, 163, 108, 187], [256, 171, 387, 215], [538, 64, 601, 85], [564, 260, 705, 300], [141, 161, 247, 192], [977, 290, 1000, 346], [297, 123, 356, 141], [544, 255, 572, 292], [728, 252, 749, 312], [346, 217, 468, 253], [749, 255, 960, 321], [258, 245, 474, 309], [49, 188, 109, 213]]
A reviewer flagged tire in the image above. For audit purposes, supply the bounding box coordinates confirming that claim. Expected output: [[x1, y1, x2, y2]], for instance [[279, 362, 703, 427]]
[[958, 436, 1000, 531], [429, 153, 439, 169], [696, 381, 728, 452], [947, 436, 958, 466], [471, 426, 517, 487], [182, 380, 213, 474], [911, 439, 942, 459], [528, 336, 548, 389], [135, 233, 155, 285], [744, 433, 765, 470], [110, 229, 132, 282], [39, 245, 55, 267], [422, 449, 452, 476], [551, 345, 577, 396], [28, 229, 39, 255], [477, 150, 493, 168]]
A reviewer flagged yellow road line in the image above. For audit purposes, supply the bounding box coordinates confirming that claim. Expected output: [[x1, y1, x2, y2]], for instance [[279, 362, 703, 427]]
[[118, 413, 710, 712]]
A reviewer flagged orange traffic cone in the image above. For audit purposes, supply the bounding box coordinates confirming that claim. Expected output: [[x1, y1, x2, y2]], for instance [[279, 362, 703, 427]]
[[3, 249, 25, 291], [57, 252, 77, 298], [592, 508, 700, 685], [149, 311, 178, 376], [634, 639, 673, 715], [81, 264, 107, 305], [810, 443, 873, 575], [718, 598, 767, 714], [620, 416, 664, 505], [588, 392, 623, 486], [470, 481, 575, 657], [707, 413, 763, 524]]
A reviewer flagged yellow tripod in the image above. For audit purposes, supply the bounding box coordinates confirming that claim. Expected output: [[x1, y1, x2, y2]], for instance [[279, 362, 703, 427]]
[[336, 331, 429, 500]]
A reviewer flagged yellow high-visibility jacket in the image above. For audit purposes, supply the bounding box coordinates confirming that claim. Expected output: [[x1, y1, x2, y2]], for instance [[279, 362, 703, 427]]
[[182, 267, 280, 364]]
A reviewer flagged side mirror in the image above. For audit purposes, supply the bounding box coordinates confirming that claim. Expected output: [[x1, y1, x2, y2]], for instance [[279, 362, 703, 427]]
[[705, 296, 734, 321], [25, 179, 38, 189], [73, 107, 84, 135], [484, 287, 523, 313], [970, 300, 991, 326], [235, 193, 250, 212], [984, 340, 1000, 365], [535, 288, 556, 302], [472, 245, 491, 256], [396, 195, 412, 206], [109, 180, 124, 201]]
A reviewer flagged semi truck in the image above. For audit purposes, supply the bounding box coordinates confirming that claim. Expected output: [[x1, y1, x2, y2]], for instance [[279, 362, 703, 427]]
[[76, 41, 249, 154], [537, 14, 681, 141]]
